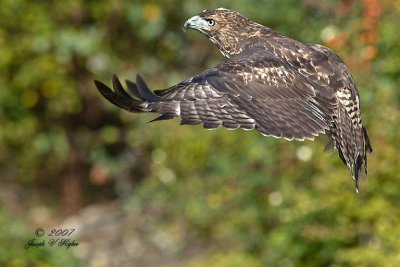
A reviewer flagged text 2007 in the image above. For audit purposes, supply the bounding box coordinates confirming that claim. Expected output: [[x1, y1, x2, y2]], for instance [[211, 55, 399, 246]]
[[48, 229, 75, 237]]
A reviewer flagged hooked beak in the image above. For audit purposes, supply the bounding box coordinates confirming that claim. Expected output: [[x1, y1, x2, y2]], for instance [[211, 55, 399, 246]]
[[183, 15, 207, 33]]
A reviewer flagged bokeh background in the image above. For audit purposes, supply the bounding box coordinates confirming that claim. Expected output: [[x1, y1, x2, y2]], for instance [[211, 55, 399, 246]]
[[0, 0, 399, 266]]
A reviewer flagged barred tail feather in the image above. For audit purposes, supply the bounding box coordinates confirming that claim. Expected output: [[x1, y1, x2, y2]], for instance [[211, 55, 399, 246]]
[[363, 126, 373, 153], [331, 109, 372, 192]]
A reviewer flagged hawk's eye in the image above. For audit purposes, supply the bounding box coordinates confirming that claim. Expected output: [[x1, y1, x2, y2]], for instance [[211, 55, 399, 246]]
[[206, 19, 215, 26]]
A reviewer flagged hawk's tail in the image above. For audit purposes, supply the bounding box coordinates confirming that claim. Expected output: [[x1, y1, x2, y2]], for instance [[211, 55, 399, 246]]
[[94, 74, 158, 113], [331, 104, 373, 192]]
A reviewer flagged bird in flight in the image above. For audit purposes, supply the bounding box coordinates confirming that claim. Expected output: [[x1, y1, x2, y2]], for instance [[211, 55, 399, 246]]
[[95, 8, 372, 191]]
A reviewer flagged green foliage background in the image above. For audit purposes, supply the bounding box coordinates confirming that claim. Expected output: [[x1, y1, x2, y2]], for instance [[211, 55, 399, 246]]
[[0, 0, 399, 266]]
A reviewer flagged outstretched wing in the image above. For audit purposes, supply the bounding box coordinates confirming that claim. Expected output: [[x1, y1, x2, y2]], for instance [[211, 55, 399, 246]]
[[95, 48, 337, 141]]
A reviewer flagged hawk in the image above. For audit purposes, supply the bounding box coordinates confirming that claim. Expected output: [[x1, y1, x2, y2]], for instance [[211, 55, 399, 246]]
[[95, 8, 372, 191]]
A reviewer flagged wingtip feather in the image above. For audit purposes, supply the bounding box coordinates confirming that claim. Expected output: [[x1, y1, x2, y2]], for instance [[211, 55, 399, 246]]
[[94, 75, 148, 112], [136, 74, 159, 102], [125, 79, 142, 99]]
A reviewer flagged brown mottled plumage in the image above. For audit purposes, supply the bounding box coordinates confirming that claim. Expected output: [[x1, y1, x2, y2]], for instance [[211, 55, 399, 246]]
[[95, 8, 372, 191]]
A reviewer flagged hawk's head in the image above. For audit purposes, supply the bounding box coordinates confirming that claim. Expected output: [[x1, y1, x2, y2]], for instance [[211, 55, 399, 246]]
[[184, 8, 259, 58]]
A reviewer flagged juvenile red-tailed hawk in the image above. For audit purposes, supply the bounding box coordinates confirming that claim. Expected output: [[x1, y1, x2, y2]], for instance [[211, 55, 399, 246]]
[[95, 8, 372, 191]]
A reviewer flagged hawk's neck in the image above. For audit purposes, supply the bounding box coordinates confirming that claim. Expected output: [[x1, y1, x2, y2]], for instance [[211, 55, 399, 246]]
[[215, 25, 282, 58]]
